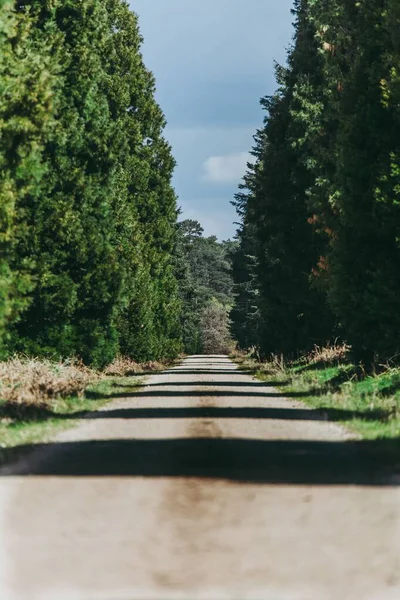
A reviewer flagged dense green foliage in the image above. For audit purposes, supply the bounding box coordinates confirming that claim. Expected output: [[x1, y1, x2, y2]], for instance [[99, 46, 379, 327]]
[[0, 0, 58, 357], [232, 0, 400, 364], [306, 0, 400, 362], [175, 220, 234, 354], [103, 0, 181, 362], [229, 218, 260, 351], [0, 0, 181, 366], [6, 0, 400, 365]]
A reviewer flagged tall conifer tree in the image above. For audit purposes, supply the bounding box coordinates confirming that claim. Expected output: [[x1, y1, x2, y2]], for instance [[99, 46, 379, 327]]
[[10, 0, 121, 366], [0, 1, 59, 356], [232, 0, 332, 356], [306, 0, 400, 362], [104, 0, 181, 361]]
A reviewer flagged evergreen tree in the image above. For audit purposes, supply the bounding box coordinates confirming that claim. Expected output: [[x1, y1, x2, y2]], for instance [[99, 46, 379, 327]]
[[307, 0, 400, 362], [232, 0, 400, 364], [229, 220, 260, 351], [104, 0, 181, 361], [230, 147, 263, 350], [232, 0, 333, 357], [0, 0, 184, 366], [9, 0, 122, 367], [0, 1, 59, 356]]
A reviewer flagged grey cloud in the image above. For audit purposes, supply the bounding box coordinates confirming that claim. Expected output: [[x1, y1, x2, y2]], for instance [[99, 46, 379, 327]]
[[132, 0, 294, 239]]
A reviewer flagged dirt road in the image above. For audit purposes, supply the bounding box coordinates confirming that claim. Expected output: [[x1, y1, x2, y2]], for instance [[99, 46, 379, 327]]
[[0, 355, 399, 599]]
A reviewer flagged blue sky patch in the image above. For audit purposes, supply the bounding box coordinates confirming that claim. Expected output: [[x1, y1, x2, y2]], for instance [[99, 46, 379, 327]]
[[133, 0, 293, 239]]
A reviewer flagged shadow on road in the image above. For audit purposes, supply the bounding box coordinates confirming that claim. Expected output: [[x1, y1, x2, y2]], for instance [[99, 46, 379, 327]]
[[162, 370, 255, 375], [85, 389, 323, 400], [67, 405, 394, 423], [138, 380, 290, 388], [1, 396, 392, 425], [0, 437, 399, 485]]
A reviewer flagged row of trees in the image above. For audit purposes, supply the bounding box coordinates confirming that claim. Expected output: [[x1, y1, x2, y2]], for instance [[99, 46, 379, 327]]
[[231, 0, 400, 364], [0, 0, 181, 366]]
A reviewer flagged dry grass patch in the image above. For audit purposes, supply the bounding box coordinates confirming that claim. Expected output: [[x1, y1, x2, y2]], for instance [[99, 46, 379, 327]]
[[305, 341, 350, 366], [0, 354, 171, 428], [0, 357, 99, 408], [104, 356, 169, 377]]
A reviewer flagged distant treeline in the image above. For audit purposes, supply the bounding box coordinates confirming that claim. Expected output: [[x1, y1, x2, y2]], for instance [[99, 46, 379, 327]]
[[231, 0, 400, 364], [175, 220, 235, 355], [0, 0, 182, 366]]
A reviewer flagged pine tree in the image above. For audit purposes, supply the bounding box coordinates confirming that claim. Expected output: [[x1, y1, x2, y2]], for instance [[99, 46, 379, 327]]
[[230, 153, 262, 351], [307, 0, 400, 362], [229, 220, 260, 351], [232, 0, 333, 357]]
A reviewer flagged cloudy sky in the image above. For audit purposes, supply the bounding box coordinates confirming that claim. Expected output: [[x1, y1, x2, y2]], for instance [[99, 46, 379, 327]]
[[133, 0, 294, 239]]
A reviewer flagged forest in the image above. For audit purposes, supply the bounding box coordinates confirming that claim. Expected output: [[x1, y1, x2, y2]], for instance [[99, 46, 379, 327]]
[[231, 0, 400, 368], [1, 0, 400, 374]]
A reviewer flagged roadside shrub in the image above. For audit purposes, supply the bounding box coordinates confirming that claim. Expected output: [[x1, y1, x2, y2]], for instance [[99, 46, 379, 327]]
[[103, 356, 168, 377], [306, 342, 350, 366], [0, 357, 98, 405]]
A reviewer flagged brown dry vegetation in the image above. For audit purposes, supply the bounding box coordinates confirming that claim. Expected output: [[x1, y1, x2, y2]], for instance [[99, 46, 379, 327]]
[[0, 355, 172, 425], [0, 357, 99, 405], [0, 355, 175, 448], [232, 341, 350, 375], [103, 356, 171, 377], [0, 357, 100, 423], [0, 355, 172, 407], [305, 341, 350, 366]]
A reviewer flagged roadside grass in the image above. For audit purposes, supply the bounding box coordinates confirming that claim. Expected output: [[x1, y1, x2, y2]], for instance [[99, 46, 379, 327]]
[[0, 376, 141, 452], [0, 354, 174, 454], [233, 344, 400, 441]]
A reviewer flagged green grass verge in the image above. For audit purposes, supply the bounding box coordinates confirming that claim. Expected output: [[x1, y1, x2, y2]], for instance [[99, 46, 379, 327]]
[[235, 356, 400, 441], [0, 376, 142, 451]]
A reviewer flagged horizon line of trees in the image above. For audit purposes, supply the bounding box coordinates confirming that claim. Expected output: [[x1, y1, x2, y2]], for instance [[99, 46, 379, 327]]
[[231, 0, 400, 365]]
